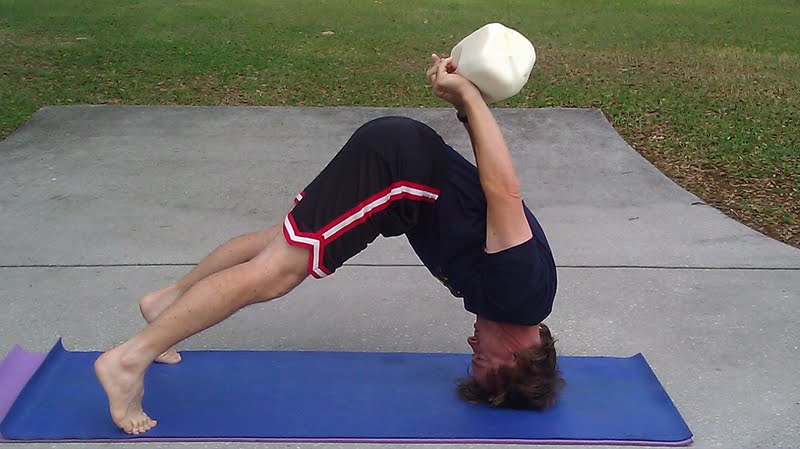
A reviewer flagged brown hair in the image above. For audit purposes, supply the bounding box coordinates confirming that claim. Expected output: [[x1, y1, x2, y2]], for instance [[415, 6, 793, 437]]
[[457, 323, 564, 410]]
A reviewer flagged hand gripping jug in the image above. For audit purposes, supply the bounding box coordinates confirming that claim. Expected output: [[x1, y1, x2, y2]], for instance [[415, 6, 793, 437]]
[[450, 23, 536, 103]]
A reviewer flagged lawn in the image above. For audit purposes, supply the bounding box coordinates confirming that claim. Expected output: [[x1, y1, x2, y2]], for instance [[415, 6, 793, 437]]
[[1, 0, 797, 247]]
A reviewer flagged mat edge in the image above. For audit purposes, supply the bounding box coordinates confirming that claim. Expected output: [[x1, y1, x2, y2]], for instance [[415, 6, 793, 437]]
[[53, 344, 644, 360], [634, 353, 694, 441], [0, 436, 694, 445], [0, 346, 48, 441]]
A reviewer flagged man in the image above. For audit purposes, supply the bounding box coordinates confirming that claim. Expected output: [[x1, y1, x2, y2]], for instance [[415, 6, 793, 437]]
[[95, 54, 562, 435]]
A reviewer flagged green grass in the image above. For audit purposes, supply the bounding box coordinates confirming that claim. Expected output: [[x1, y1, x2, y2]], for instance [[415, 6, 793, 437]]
[[1, 0, 798, 245]]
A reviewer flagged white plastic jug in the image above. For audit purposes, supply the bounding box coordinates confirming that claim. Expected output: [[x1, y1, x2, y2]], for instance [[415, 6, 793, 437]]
[[450, 23, 536, 103]]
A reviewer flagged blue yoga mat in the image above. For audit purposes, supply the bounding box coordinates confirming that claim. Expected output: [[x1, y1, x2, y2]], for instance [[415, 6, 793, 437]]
[[0, 339, 692, 444]]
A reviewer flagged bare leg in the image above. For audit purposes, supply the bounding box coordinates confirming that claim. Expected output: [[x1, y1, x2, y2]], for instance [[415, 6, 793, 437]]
[[95, 235, 308, 434], [139, 225, 282, 363]]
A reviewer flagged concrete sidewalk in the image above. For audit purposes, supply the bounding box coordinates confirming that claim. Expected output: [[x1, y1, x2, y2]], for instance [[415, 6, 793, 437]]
[[1, 105, 798, 448]]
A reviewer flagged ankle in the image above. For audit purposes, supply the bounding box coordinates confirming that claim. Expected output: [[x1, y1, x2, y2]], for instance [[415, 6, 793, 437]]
[[140, 285, 181, 311], [115, 343, 155, 373]]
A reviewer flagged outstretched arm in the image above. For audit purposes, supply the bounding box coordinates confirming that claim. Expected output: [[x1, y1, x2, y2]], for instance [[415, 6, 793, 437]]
[[427, 54, 532, 252]]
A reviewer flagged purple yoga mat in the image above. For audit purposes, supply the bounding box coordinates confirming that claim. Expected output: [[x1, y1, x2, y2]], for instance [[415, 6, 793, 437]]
[[0, 346, 47, 441]]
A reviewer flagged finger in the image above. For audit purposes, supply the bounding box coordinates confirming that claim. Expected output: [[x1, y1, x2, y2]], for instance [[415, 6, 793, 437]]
[[427, 71, 437, 86], [443, 57, 456, 73], [426, 56, 442, 80], [426, 64, 437, 80], [437, 57, 448, 78]]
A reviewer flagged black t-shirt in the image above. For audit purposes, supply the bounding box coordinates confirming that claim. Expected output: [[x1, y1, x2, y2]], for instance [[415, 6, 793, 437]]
[[406, 144, 557, 325]]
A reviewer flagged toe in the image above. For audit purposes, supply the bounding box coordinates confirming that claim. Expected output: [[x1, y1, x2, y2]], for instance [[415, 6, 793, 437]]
[[140, 414, 150, 428], [139, 413, 156, 433], [120, 419, 134, 434], [155, 349, 181, 364], [133, 416, 144, 434]]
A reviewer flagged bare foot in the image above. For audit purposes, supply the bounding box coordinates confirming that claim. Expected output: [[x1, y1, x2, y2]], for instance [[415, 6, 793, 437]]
[[94, 346, 157, 434], [139, 287, 182, 364]]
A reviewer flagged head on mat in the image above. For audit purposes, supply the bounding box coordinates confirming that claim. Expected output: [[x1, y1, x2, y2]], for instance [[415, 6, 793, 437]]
[[459, 317, 563, 410]]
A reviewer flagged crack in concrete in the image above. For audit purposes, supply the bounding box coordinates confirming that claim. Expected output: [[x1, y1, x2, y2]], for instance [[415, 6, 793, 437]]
[[1, 263, 798, 271]]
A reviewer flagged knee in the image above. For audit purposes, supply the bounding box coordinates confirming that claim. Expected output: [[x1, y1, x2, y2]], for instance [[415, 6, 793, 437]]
[[243, 239, 309, 302], [250, 265, 306, 303], [231, 226, 275, 245]]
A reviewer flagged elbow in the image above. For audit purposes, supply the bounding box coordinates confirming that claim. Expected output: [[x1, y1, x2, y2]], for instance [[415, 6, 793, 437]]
[[481, 176, 523, 200], [505, 180, 523, 199]]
